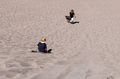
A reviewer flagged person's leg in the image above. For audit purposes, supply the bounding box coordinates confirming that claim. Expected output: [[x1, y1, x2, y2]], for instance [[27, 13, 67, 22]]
[[65, 16, 71, 23], [43, 49, 52, 53], [38, 49, 47, 53], [43, 50, 48, 53], [48, 49, 52, 53], [31, 50, 37, 52], [40, 49, 52, 53]]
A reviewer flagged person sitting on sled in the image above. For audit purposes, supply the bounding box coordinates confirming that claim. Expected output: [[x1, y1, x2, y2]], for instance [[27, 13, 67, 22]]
[[37, 37, 52, 53]]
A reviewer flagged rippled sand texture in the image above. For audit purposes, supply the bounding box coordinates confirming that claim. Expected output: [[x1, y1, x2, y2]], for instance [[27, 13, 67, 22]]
[[0, 0, 120, 79]]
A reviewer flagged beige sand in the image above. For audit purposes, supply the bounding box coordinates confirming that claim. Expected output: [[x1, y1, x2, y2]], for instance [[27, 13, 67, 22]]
[[0, 0, 120, 79]]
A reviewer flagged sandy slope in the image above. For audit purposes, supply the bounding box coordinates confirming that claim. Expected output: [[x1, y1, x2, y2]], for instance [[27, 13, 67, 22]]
[[0, 0, 120, 79]]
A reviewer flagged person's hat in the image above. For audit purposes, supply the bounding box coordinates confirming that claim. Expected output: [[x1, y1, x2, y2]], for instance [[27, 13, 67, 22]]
[[40, 37, 46, 42]]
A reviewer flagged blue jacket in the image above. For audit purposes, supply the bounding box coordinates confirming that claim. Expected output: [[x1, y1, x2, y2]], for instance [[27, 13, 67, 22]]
[[37, 42, 47, 52]]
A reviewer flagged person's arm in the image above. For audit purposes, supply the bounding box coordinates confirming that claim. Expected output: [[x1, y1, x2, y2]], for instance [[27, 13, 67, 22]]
[[44, 43, 47, 50]]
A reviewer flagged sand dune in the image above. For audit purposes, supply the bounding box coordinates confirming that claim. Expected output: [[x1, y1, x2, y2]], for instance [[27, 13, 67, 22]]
[[0, 0, 120, 79]]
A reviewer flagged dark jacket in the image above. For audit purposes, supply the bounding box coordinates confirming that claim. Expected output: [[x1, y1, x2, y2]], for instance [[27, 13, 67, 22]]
[[69, 12, 75, 18], [37, 42, 47, 52]]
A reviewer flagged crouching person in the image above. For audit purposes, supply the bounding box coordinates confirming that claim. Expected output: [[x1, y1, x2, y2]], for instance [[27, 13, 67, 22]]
[[69, 9, 75, 23], [37, 37, 52, 53]]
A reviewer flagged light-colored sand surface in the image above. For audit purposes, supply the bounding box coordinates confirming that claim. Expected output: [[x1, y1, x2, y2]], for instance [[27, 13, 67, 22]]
[[0, 0, 120, 79]]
